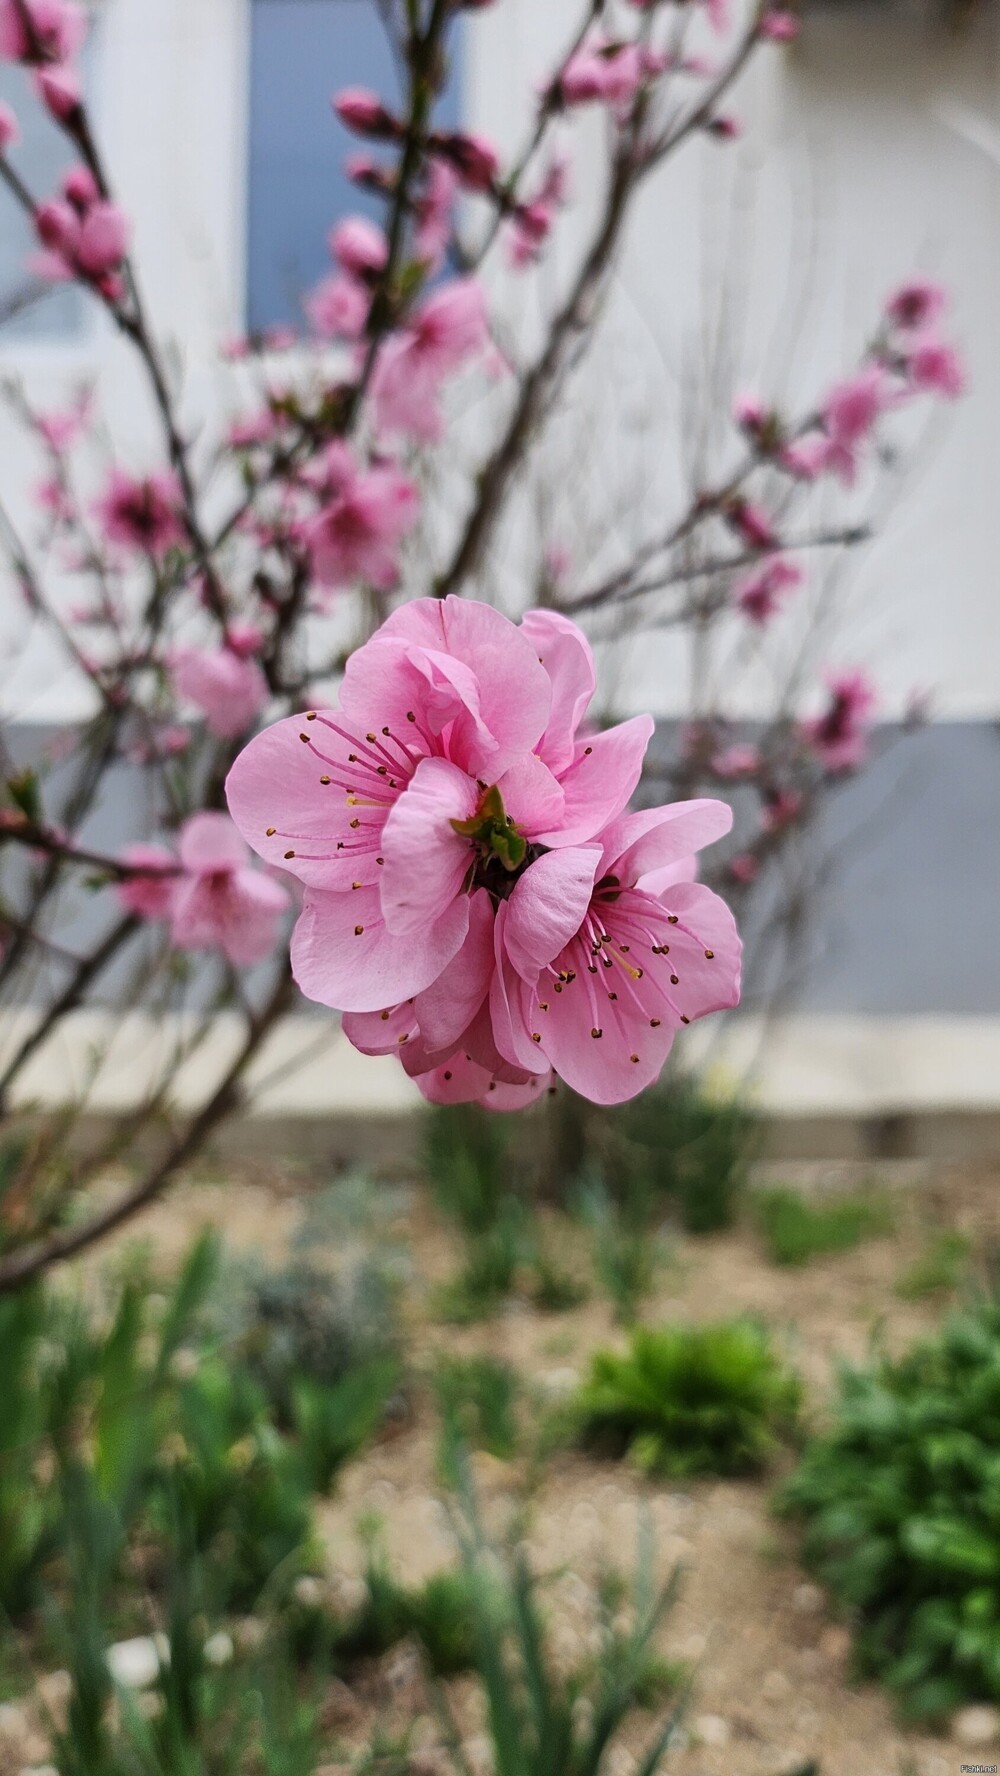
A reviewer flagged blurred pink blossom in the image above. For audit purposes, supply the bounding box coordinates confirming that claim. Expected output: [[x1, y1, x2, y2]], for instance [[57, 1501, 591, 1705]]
[[94, 468, 185, 556], [802, 668, 877, 772], [170, 813, 290, 966], [885, 279, 947, 332], [0, 0, 85, 64], [735, 555, 802, 624], [306, 441, 418, 590], [171, 645, 269, 739]]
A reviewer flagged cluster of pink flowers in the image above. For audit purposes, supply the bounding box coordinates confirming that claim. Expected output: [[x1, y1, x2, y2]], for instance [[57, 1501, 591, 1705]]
[[93, 467, 185, 556], [224, 598, 741, 1109], [116, 813, 290, 967]]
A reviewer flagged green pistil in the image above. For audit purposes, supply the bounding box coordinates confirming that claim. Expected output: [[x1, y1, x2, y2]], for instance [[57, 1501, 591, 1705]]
[[451, 783, 527, 873]]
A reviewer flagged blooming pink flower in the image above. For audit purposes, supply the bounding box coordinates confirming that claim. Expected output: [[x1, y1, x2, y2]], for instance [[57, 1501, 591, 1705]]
[[305, 272, 369, 341], [779, 434, 829, 480], [94, 468, 185, 555], [0, 98, 19, 147], [305, 442, 418, 590], [488, 803, 741, 1105], [329, 215, 387, 280], [34, 170, 130, 292], [802, 668, 877, 772], [115, 843, 178, 922], [903, 335, 965, 398], [371, 278, 489, 442], [171, 645, 269, 740], [0, 0, 85, 64], [820, 362, 893, 485], [728, 851, 759, 884], [225, 599, 655, 1021], [734, 555, 802, 624], [506, 152, 570, 268], [559, 39, 662, 115], [885, 279, 946, 332], [168, 814, 290, 966]]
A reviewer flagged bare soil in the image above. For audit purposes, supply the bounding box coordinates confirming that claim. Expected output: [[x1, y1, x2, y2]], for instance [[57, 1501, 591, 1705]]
[[95, 1159, 1000, 1776]]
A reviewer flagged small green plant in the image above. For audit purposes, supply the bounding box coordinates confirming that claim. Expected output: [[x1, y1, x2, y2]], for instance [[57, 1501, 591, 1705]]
[[895, 1229, 971, 1300], [755, 1186, 894, 1267], [616, 1073, 756, 1235], [433, 1474, 688, 1775], [575, 1320, 801, 1478], [434, 1354, 520, 1463], [332, 1537, 477, 1677], [573, 1175, 658, 1322], [780, 1297, 1000, 1721]]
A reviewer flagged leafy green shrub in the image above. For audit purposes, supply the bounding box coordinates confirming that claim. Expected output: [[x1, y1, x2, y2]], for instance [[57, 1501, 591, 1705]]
[[575, 1320, 801, 1478], [434, 1354, 520, 1461], [331, 1541, 477, 1677], [780, 1299, 1000, 1721], [896, 1229, 971, 1300], [755, 1186, 893, 1267]]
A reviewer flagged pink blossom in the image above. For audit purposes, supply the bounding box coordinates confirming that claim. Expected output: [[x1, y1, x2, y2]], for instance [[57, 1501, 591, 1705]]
[[732, 390, 768, 432], [802, 668, 877, 772], [34, 172, 130, 291], [34, 394, 91, 452], [0, 0, 85, 64], [734, 555, 802, 624], [305, 272, 369, 340], [728, 852, 759, 884], [707, 115, 741, 141], [371, 277, 489, 442], [712, 743, 762, 780], [506, 152, 570, 268], [414, 158, 458, 271], [726, 498, 777, 551], [33, 60, 80, 118], [169, 813, 290, 966], [704, 0, 731, 32], [903, 335, 965, 398], [224, 599, 656, 1022], [559, 40, 661, 115], [759, 9, 800, 38], [305, 442, 418, 590], [329, 215, 387, 280], [115, 843, 177, 922], [0, 98, 19, 147], [489, 804, 741, 1105], [761, 787, 803, 832], [885, 279, 947, 332], [431, 129, 499, 194], [171, 645, 269, 739], [333, 87, 400, 140], [780, 435, 830, 480], [94, 468, 185, 555], [820, 362, 893, 485]]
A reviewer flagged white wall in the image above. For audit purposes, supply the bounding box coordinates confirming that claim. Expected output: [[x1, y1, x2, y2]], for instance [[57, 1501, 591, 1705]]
[[0, 0, 997, 721]]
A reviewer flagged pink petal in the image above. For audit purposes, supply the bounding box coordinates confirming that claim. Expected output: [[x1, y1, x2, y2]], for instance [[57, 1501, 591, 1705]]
[[599, 798, 734, 883], [219, 870, 291, 965], [225, 712, 393, 891], [520, 608, 596, 773], [373, 598, 552, 778], [502, 847, 601, 983], [412, 887, 495, 1054], [488, 902, 553, 1075], [290, 884, 470, 1012], [495, 751, 565, 836], [379, 756, 478, 935], [531, 714, 654, 848], [178, 811, 248, 876], [342, 1001, 418, 1055]]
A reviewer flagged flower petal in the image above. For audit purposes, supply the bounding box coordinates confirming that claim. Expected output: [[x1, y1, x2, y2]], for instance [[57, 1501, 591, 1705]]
[[379, 757, 478, 936], [532, 715, 653, 848], [520, 608, 596, 774], [600, 799, 734, 882], [502, 847, 602, 983], [291, 885, 469, 1012], [178, 811, 248, 875], [412, 887, 495, 1054]]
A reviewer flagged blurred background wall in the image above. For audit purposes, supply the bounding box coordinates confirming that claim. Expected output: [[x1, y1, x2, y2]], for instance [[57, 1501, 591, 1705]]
[[1, 0, 997, 1137]]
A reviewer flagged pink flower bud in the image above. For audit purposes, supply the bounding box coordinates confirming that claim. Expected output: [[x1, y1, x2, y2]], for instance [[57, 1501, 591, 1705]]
[[432, 129, 499, 193], [329, 215, 388, 279], [0, 99, 19, 148], [759, 9, 800, 39], [333, 86, 400, 140], [62, 163, 98, 208], [885, 279, 947, 331], [33, 60, 80, 118]]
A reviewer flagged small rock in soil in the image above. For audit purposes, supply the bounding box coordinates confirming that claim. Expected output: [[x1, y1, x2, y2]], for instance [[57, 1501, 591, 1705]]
[[693, 1713, 732, 1747], [792, 1582, 825, 1615], [952, 1704, 1000, 1747]]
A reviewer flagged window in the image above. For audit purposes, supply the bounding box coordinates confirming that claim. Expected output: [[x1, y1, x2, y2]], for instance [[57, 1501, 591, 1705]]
[[247, 0, 461, 334], [0, 61, 87, 343]]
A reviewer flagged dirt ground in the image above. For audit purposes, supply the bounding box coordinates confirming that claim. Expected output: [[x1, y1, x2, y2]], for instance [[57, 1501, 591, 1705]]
[[99, 1158, 1000, 1776]]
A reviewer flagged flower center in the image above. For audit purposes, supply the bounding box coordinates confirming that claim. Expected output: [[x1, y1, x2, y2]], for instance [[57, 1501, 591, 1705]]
[[450, 782, 541, 899]]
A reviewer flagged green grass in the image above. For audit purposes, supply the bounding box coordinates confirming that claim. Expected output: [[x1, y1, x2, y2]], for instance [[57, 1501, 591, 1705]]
[[755, 1186, 894, 1267], [434, 1354, 521, 1464], [895, 1229, 971, 1299], [575, 1319, 801, 1478]]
